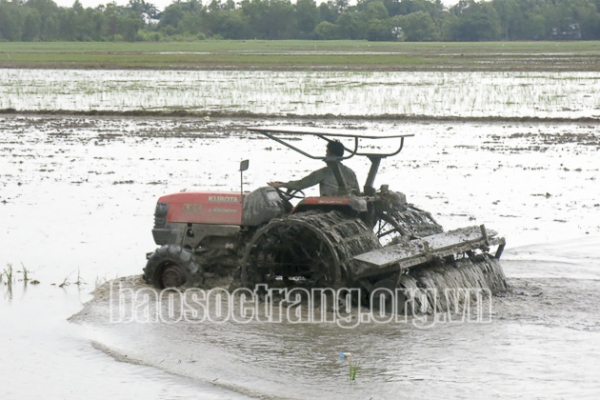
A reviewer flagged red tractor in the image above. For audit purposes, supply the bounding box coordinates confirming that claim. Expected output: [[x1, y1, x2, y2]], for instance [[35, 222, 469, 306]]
[[144, 127, 506, 302]]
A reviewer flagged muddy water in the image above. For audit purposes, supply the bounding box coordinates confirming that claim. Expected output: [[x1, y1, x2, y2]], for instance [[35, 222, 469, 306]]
[[0, 283, 247, 399], [70, 268, 600, 399], [1, 115, 599, 398]]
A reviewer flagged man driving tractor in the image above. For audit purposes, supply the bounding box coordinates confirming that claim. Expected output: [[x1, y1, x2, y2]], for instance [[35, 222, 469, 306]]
[[268, 140, 360, 197]]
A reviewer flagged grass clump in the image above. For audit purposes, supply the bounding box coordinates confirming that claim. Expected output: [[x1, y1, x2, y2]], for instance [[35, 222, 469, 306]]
[[4, 264, 13, 285], [21, 263, 29, 281], [348, 360, 360, 380]]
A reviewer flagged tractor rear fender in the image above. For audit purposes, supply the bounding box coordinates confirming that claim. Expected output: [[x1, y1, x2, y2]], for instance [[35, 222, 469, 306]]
[[294, 196, 368, 214]]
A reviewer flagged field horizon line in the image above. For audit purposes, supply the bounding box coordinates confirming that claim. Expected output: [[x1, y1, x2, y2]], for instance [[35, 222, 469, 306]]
[[1, 108, 599, 124]]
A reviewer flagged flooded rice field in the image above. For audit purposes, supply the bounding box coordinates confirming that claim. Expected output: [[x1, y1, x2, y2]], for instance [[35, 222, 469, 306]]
[[1, 113, 599, 399], [2, 69, 600, 118]]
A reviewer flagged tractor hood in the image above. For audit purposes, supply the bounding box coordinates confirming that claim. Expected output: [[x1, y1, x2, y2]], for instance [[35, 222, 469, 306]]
[[159, 192, 243, 225]]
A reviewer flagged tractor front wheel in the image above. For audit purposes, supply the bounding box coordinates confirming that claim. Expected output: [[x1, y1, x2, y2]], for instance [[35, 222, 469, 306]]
[[143, 245, 203, 289]]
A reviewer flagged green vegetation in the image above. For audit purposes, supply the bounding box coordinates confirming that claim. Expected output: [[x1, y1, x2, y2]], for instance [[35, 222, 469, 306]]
[[21, 263, 29, 281], [4, 263, 13, 285], [0, 0, 600, 43], [1, 40, 600, 70], [348, 360, 360, 380]]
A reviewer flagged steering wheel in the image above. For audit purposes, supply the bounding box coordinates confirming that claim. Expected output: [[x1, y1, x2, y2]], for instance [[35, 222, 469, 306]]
[[274, 187, 306, 201]]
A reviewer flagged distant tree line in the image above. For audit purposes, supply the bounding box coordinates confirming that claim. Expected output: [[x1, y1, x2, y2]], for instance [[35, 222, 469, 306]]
[[1, 0, 599, 42]]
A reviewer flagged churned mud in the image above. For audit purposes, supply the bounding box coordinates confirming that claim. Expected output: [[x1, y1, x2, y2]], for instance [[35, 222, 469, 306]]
[[68, 263, 600, 399], [2, 114, 599, 399]]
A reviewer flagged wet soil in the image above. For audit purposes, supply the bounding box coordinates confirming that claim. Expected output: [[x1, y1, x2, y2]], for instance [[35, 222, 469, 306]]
[[68, 267, 600, 399], [2, 108, 600, 124], [1, 114, 599, 399]]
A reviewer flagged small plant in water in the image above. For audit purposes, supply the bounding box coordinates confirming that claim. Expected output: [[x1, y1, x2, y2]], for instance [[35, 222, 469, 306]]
[[58, 276, 70, 288], [21, 263, 29, 281], [348, 360, 360, 380], [4, 264, 13, 285], [74, 268, 85, 286]]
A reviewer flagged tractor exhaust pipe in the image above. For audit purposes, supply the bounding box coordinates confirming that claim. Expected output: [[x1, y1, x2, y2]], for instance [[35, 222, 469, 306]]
[[240, 159, 249, 197]]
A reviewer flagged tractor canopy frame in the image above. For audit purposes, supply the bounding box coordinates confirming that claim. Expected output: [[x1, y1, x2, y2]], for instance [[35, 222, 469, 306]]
[[247, 126, 414, 196]]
